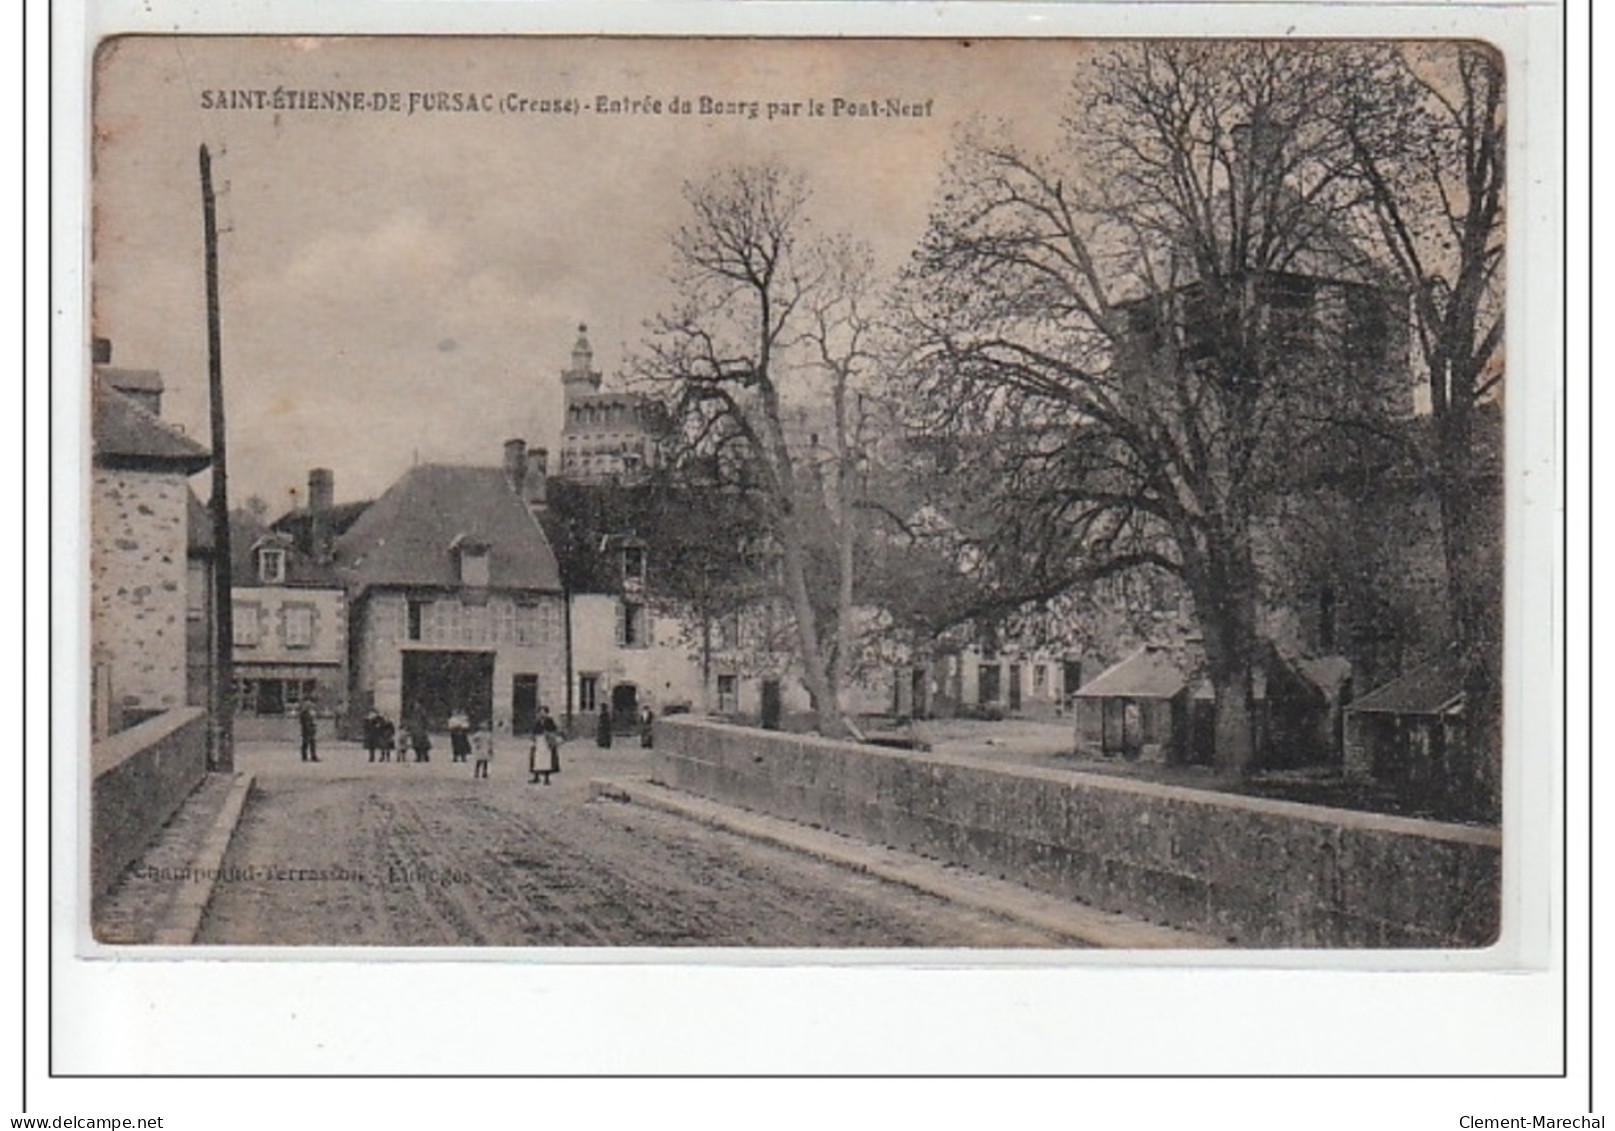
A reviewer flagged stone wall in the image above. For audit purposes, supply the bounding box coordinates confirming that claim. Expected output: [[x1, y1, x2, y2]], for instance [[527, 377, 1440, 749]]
[[91, 469, 191, 725], [91, 706, 209, 902], [651, 716, 1501, 948]]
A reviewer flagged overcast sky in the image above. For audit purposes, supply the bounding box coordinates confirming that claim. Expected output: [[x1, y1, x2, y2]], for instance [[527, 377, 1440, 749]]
[[91, 36, 1090, 510]]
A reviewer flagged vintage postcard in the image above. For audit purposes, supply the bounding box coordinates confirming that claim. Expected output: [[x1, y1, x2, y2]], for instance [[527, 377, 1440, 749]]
[[85, 33, 1511, 955]]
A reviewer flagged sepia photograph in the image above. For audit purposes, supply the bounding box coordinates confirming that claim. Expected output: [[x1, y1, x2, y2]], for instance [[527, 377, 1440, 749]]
[[86, 34, 1506, 952]]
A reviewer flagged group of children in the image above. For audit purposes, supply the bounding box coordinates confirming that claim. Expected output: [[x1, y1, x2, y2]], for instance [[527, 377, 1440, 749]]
[[360, 707, 562, 783], [360, 709, 438, 766]]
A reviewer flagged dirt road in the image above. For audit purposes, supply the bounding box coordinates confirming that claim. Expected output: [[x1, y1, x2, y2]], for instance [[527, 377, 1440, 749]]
[[198, 738, 1069, 947]]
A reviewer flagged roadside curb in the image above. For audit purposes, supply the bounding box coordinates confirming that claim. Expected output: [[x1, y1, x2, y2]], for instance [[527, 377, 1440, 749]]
[[152, 772, 255, 945], [589, 775, 1225, 949]]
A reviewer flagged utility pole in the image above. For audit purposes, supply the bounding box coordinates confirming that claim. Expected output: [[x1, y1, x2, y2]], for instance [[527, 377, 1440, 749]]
[[201, 143, 234, 772]]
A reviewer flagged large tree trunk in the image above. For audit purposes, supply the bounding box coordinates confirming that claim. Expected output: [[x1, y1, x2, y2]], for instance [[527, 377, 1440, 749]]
[[779, 521, 849, 738], [1435, 401, 1503, 821], [1195, 546, 1262, 774]]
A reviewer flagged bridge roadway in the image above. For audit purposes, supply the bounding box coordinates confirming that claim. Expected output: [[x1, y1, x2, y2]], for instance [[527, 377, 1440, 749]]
[[198, 737, 1084, 948]]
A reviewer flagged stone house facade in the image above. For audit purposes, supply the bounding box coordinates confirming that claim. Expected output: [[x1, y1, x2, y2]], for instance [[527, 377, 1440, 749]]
[[334, 449, 568, 737], [90, 371, 211, 737]]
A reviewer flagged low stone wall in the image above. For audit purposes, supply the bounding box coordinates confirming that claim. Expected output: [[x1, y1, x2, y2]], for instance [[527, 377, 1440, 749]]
[[651, 716, 1501, 948], [91, 707, 209, 901]]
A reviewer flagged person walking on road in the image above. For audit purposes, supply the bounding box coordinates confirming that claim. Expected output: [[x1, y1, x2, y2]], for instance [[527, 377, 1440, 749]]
[[363, 708, 382, 763], [596, 703, 613, 749], [298, 701, 320, 762], [639, 705, 655, 749], [408, 720, 431, 764], [448, 709, 471, 763], [471, 721, 493, 779], [377, 714, 395, 763], [530, 706, 561, 785]]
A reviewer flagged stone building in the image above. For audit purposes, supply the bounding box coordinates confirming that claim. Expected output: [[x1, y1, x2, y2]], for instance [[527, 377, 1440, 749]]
[[90, 369, 211, 737], [229, 469, 351, 738], [334, 443, 567, 736]]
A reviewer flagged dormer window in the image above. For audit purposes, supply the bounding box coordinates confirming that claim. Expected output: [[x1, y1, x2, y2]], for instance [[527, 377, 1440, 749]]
[[257, 547, 286, 585], [451, 534, 491, 589]]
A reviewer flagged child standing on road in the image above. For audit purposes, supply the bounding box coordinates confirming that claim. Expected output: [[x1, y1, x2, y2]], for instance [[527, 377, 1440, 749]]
[[471, 722, 493, 779]]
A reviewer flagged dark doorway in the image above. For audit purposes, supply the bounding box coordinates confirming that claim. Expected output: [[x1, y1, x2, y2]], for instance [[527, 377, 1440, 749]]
[[1063, 660, 1083, 705], [1187, 699, 1215, 765], [978, 664, 1001, 706], [512, 673, 539, 737], [1007, 664, 1022, 712], [401, 651, 495, 731], [760, 679, 782, 730], [611, 682, 639, 732], [255, 679, 285, 717], [911, 667, 928, 720]]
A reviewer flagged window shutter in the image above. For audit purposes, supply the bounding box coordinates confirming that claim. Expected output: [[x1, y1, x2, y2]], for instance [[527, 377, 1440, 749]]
[[615, 600, 625, 647]]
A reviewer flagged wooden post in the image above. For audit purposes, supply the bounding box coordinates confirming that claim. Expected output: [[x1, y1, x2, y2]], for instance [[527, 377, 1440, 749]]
[[200, 144, 234, 772]]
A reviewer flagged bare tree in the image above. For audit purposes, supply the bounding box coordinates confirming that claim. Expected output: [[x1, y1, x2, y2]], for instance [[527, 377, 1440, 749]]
[[901, 42, 1406, 770], [639, 165, 883, 737], [1343, 45, 1505, 813]]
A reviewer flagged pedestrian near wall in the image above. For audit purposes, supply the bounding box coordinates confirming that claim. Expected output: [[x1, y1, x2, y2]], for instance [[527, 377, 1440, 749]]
[[409, 722, 431, 763], [298, 700, 320, 763], [378, 714, 395, 763], [531, 705, 560, 784], [639, 705, 655, 749], [448, 709, 471, 763], [363, 708, 382, 763], [471, 722, 492, 779], [596, 703, 613, 749]]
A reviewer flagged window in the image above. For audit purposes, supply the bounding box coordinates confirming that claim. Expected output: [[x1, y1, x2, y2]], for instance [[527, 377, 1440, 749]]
[[716, 674, 739, 713], [233, 603, 261, 647], [257, 547, 286, 585], [578, 673, 599, 713], [514, 602, 540, 646], [465, 602, 489, 644], [619, 600, 647, 648], [439, 600, 463, 643], [1033, 664, 1048, 697], [493, 599, 515, 644], [407, 599, 426, 642], [283, 604, 315, 649], [456, 541, 490, 588], [621, 544, 646, 588]]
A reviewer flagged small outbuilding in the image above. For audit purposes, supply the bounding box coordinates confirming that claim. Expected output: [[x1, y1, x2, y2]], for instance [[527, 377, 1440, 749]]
[[1343, 651, 1467, 788], [1071, 645, 1190, 763]]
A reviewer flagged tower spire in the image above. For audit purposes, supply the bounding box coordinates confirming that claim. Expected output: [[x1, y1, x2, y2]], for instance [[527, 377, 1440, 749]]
[[562, 320, 602, 397]]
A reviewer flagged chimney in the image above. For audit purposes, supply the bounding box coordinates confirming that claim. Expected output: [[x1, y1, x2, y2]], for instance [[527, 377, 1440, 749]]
[[525, 448, 548, 509], [504, 439, 528, 494], [308, 468, 334, 562]]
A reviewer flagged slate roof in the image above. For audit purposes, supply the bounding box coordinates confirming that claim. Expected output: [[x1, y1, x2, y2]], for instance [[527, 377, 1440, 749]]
[[1348, 651, 1467, 717], [1072, 646, 1188, 700], [333, 464, 562, 594], [91, 377, 210, 471]]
